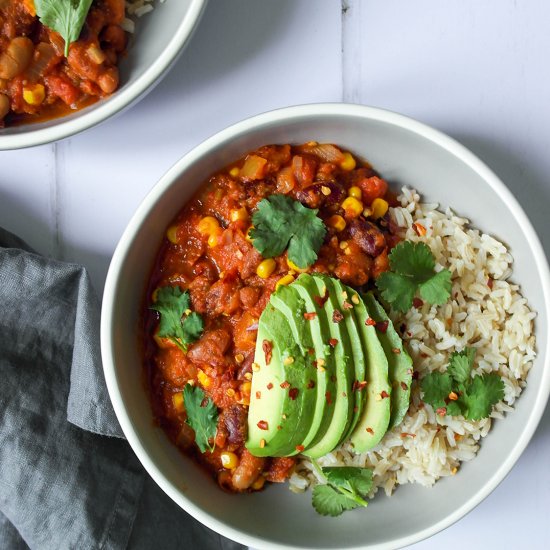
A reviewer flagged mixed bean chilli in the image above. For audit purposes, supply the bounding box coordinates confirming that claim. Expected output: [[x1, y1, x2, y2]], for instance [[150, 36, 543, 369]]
[[143, 143, 399, 493], [0, 0, 127, 126]]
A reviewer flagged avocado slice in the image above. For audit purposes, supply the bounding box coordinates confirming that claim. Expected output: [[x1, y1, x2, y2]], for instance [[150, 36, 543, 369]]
[[329, 279, 367, 442], [269, 285, 321, 454], [302, 275, 355, 459], [291, 274, 338, 449], [246, 304, 316, 457], [364, 292, 412, 429], [349, 292, 392, 452]]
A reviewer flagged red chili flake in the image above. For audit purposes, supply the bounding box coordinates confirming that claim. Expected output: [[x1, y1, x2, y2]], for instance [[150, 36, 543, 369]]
[[289, 388, 299, 400], [366, 427, 374, 435], [406, 331, 412, 337], [413, 222, 427, 236], [400, 432, 416, 439], [257, 420, 269, 430], [325, 391, 332, 405], [420, 353, 428, 358], [295, 445, 305, 452], [380, 390, 390, 399], [487, 277, 494, 289], [200, 397, 209, 408], [314, 289, 329, 307], [277, 425, 282, 431], [448, 391, 458, 401], [365, 317, 376, 326], [328, 338, 339, 347], [304, 312, 317, 320], [256, 391, 261, 399], [332, 309, 343, 323], [376, 320, 389, 333], [392, 348, 401, 354], [311, 360, 317, 368], [413, 297, 424, 308], [280, 381, 290, 389], [262, 339, 272, 366], [412, 371, 419, 380], [342, 301, 353, 310], [307, 379, 316, 389], [436, 407, 447, 417], [266, 383, 273, 390], [354, 381, 367, 391], [400, 381, 408, 391], [353, 406, 358, 413], [308, 347, 315, 355], [330, 374, 337, 383]]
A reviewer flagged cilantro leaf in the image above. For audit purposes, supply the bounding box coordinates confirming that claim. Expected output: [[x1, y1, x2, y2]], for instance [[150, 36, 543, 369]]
[[183, 384, 218, 453], [312, 485, 359, 517], [323, 467, 373, 496], [375, 271, 417, 313], [250, 195, 326, 269], [150, 286, 203, 352], [375, 241, 452, 313], [35, 0, 93, 57], [462, 373, 504, 420], [421, 349, 505, 421], [420, 372, 453, 409], [419, 269, 452, 305], [447, 348, 475, 385]]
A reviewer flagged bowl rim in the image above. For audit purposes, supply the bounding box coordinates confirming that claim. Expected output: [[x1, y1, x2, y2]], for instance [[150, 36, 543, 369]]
[[101, 103, 550, 550], [0, 0, 207, 151]]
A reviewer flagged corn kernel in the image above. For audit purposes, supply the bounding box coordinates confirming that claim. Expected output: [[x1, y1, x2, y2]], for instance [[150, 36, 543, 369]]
[[226, 388, 235, 397], [220, 451, 239, 470], [321, 185, 331, 196], [197, 369, 211, 388], [172, 392, 184, 412], [207, 227, 223, 247], [245, 226, 254, 243], [240, 381, 252, 395], [371, 198, 389, 219], [276, 274, 295, 289], [342, 196, 364, 218], [166, 225, 179, 244], [230, 207, 248, 222], [339, 241, 348, 250], [23, 84, 45, 106], [287, 258, 308, 273], [257, 258, 276, 279], [327, 214, 346, 232], [229, 167, 240, 177], [251, 475, 266, 490], [197, 216, 220, 236], [348, 186, 362, 199], [340, 152, 356, 171]]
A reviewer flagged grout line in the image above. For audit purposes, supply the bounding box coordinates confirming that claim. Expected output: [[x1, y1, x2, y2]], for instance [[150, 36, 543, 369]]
[[51, 141, 64, 260], [341, 0, 363, 105], [341, 0, 348, 103]]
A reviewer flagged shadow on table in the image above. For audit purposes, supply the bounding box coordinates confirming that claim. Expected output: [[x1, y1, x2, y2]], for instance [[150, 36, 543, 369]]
[[161, 0, 299, 98]]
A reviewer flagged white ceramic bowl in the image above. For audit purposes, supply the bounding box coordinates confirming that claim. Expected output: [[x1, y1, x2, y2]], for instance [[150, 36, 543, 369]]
[[0, 0, 206, 151], [101, 104, 550, 549]]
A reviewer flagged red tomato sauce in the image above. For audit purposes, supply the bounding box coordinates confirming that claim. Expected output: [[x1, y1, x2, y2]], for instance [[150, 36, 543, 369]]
[[0, 0, 127, 127], [143, 143, 398, 493]]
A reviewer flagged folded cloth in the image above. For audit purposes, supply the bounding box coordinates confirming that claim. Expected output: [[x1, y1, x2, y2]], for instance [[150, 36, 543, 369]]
[[0, 228, 243, 550]]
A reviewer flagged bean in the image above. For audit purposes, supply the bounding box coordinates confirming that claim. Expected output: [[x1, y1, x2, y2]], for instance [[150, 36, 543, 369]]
[[0, 93, 10, 121], [231, 449, 265, 490], [0, 37, 34, 79]]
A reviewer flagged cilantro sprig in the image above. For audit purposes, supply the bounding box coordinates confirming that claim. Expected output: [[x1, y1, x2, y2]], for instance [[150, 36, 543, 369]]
[[376, 241, 452, 313], [183, 384, 218, 453], [421, 348, 505, 420], [150, 286, 204, 353], [35, 0, 93, 56], [250, 195, 327, 269], [310, 460, 373, 516]]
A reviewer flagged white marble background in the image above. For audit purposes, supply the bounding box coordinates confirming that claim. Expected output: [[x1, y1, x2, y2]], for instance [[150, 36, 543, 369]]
[[1, 1, 549, 548]]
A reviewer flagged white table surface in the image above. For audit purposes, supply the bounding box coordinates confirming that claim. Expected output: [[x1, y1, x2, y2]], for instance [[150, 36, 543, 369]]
[[2, 1, 549, 548]]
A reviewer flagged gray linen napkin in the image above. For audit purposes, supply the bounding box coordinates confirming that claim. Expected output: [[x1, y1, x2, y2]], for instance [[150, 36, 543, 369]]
[[0, 228, 243, 550]]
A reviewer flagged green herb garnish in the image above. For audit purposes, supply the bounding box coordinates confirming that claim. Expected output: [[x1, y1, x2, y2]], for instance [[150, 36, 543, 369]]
[[421, 347, 504, 420], [250, 195, 326, 269], [310, 461, 373, 517], [375, 241, 452, 313], [35, 0, 94, 56], [183, 384, 218, 453], [150, 286, 204, 353]]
